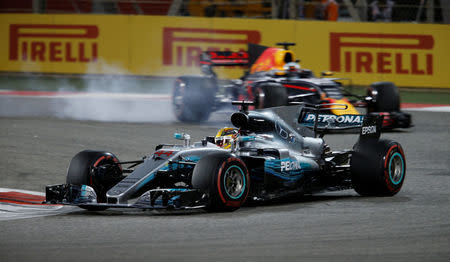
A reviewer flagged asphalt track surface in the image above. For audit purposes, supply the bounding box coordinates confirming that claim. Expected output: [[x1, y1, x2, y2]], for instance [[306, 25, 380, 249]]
[[1, 100, 449, 261]]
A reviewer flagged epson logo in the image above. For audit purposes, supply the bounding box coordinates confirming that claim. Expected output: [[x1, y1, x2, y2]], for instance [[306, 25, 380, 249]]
[[304, 114, 364, 124], [281, 160, 301, 172], [362, 125, 377, 135]]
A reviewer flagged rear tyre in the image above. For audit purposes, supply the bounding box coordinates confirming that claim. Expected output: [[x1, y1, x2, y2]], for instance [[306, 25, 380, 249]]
[[351, 139, 406, 196], [172, 76, 216, 122], [368, 82, 400, 112], [67, 150, 123, 210], [254, 83, 288, 109], [192, 152, 250, 212]]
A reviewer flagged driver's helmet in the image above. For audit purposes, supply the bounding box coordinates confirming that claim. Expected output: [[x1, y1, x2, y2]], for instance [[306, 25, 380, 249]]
[[283, 62, 301, 75], [215, 127, 238, 149]]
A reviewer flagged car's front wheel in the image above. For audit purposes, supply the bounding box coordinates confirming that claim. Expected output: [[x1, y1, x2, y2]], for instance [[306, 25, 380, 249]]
[[172, 76, 216, 122], [191, 152, 250, 212], [67, 150, 124, 210]]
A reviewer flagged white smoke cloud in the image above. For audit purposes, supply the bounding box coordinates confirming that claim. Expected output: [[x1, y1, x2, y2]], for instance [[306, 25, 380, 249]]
[[51, 59, 177, 122], [1, 59, 219, 123]]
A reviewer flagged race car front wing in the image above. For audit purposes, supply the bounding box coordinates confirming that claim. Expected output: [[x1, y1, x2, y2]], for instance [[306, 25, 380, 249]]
[[45, 184, 208, 210]]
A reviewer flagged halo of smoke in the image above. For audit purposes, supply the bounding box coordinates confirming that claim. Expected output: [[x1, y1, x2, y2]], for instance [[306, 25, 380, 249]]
[[6, 59, 211, 123], [52, 60, 176, 122]]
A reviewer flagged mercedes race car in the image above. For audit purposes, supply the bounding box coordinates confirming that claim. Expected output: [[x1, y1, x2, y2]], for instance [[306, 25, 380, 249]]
[[45, 102, 406, 212], [172, 42, 412, 130]]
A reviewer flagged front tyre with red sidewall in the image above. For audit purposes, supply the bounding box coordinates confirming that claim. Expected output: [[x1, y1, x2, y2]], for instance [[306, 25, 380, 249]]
[[67, 150, 123, 210], [351, 139, 406, 196], [192, 152, 250, 212]]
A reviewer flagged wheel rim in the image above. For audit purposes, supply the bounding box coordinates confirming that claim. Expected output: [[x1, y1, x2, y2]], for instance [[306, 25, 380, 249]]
[[389, 152, 404, 185], [255, 88, 265, 109], [223, 165, 246, 199]]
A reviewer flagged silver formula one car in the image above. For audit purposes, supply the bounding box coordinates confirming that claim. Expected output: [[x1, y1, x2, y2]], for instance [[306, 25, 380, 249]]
[[45, 102, 406, 212]]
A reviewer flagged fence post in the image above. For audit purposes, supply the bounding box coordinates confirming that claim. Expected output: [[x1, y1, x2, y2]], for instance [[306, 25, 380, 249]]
[[426, 0, 434, 23], [443, 0, 450, 23], [342, 0, 361, 21], [355, 0, 368, 21]]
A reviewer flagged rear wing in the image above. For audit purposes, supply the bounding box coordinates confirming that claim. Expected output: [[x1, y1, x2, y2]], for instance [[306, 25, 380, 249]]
[[297, 103, 383, 139], [200, 51, 249, 67], [198, 44, 275, 68]]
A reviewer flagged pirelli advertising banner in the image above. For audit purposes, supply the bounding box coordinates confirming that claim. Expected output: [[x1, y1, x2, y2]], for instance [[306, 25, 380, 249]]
[[1, 14, 449, 88]]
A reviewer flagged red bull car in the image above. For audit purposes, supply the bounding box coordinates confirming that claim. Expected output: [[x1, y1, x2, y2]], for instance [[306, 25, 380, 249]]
[[172, 42, 412, 130]]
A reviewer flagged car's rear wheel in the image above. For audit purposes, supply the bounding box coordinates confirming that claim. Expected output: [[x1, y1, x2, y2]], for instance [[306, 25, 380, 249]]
[[368, 82, 400, 112], [351, 139, 406, 196], [191, 152, 250, 212], [172, 76, 216, 122], [67, 150, 124, 210], [254, 83, 288, 109]]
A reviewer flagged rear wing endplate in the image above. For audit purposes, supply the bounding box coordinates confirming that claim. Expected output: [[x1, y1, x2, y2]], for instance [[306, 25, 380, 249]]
[[358, 114, 383, 141]]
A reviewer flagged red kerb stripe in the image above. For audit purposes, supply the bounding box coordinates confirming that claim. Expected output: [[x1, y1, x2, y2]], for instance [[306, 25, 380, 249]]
[[0, 192, 45, 205]]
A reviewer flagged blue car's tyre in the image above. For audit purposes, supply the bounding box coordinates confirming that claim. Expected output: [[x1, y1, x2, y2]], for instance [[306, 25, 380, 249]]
[[172, 76, 216, 122], [192, 152, 250, 212], [67, 150, 123, 210], [351, 139, 406, 196], [254, 82, 288, 109], [368, 82, 400, 112]]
